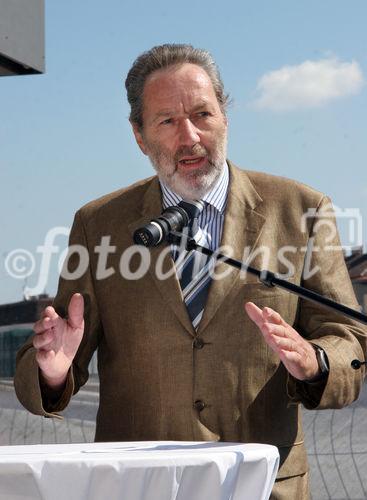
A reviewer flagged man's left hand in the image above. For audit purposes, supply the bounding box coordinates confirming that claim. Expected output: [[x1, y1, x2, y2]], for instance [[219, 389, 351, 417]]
[[244, 302, 320, 381]]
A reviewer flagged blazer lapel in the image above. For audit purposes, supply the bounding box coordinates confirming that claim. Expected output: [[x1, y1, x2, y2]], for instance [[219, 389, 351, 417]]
[[127, 177, 195, 337], [198, 162, 266, 333]]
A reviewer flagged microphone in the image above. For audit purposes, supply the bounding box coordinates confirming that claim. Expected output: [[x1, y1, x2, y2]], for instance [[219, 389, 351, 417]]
[[133, 200, 205, 247], [351, 359, 367, 370]]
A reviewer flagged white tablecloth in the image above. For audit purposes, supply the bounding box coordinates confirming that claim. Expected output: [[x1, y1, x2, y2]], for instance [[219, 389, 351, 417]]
[[0, 441, 279, 500]]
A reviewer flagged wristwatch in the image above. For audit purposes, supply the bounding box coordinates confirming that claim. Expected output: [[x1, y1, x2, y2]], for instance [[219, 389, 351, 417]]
[[306, 344, 330, 383]]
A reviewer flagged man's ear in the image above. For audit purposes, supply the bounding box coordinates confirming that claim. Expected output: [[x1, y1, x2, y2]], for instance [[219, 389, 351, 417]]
[[130, 121, 148, 155]]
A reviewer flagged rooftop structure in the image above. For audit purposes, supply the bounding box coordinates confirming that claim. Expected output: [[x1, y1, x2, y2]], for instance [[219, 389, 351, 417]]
[[0, 0, 44, 76]]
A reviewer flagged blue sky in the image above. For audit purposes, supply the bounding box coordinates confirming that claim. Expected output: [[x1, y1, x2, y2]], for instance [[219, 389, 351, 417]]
[[1, 0, 366, 304]]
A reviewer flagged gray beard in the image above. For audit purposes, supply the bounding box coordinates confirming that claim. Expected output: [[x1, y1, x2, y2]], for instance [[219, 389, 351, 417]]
[[151, 158, 225, 200], [147, 137, 227, 200]]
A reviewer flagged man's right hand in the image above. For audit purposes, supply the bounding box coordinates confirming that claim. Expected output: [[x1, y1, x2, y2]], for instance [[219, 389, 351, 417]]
[[33, 293, 84, 390]]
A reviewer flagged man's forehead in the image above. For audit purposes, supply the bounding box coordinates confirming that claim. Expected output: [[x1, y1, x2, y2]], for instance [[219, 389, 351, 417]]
[[155, 97, 212, 112], [143, 64, 216, 106], [142, 64, 218, 117], [145, 62, 211, 87]]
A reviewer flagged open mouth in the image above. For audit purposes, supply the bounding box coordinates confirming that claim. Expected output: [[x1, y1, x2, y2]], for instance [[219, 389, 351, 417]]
[[178, 156, 206, 167]]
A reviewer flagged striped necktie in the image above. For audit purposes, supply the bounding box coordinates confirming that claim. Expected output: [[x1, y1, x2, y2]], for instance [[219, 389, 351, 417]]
[[174, 202, 213, 330]]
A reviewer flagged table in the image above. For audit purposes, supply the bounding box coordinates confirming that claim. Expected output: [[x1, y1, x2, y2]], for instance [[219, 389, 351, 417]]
[[0, 441, 279, 500]]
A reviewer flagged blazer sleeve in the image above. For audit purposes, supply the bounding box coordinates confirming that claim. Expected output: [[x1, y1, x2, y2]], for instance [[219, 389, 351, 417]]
[[287, 195, 367, 409], [14, 210, 103, 418]]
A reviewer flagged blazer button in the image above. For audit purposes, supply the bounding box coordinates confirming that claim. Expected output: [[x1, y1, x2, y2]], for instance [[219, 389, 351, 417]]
[[193, 400, 206, 412], [193, 337, 204, 349]]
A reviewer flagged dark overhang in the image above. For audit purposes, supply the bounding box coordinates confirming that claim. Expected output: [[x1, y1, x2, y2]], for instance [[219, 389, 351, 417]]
[[0, 0, 44, 77]]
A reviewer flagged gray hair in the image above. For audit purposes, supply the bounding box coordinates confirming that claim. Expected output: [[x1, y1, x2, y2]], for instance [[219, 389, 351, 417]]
[[125, 43, 229, 129]]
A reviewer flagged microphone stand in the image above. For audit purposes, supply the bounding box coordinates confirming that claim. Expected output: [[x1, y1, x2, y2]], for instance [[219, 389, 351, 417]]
[[168, 231, 367, 370]]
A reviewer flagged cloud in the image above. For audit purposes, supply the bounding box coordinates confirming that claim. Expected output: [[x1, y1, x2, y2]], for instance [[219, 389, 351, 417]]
[[252, 57, 364, 111]]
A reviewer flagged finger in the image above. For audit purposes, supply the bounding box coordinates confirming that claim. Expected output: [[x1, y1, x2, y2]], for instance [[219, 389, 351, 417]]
[[263, 322, 288, 339], [244, 302, 264, 328], [263, 307, 287, 326], [44, 306, 59, 320], [33, 316, 57, 334], [40, 307, 55, 319], [33, 330, 55, 349], [260, 327, 293, 354], [271, 335, 296, 352], [34, 307, 59, 333], [68, 293, 84, 329], [262, 308, 301, 342], [266, 325, 311, 361]]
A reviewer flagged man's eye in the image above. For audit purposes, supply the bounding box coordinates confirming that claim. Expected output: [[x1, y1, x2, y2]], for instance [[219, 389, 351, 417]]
[[160, 118, 173, 125], [197, 111, 210, 118]]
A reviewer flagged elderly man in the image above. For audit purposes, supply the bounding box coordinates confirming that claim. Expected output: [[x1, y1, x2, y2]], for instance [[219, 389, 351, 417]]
[[15, 44, 367, 499]]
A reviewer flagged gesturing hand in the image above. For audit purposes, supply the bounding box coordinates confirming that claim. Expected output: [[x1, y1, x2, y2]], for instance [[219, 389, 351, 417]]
[[33, 293, 85, 389], [244, 302, 320, 381]]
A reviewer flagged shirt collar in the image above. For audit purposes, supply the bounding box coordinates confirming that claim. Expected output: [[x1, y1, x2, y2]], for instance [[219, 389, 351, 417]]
[[160, 161, 229, 214]]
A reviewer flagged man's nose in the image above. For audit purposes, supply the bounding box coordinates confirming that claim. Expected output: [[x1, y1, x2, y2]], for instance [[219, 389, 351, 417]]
[[178, 119, 200, 146]]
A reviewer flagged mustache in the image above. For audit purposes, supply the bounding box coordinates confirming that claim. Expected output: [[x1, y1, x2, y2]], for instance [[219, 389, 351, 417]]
[[174, 144, 207, 162]]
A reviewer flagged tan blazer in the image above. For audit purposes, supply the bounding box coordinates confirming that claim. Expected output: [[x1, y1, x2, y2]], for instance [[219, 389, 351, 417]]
[[15, 161, 367, 481]]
